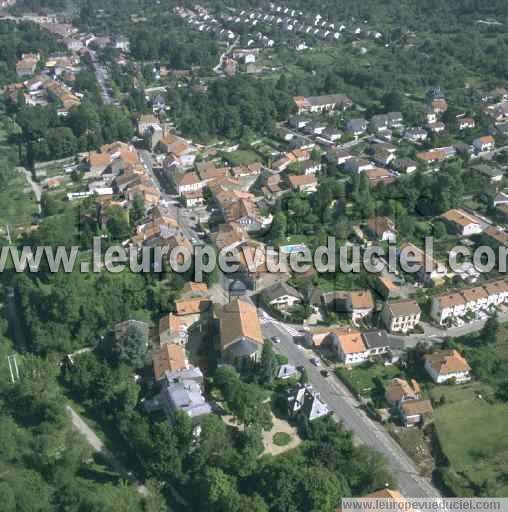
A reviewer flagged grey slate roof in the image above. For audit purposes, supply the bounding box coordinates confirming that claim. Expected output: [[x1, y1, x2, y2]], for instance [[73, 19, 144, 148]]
[[261, 281, 303, 302]]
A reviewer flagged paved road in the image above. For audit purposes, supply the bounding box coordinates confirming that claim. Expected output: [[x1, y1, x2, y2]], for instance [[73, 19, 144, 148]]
[[261, 317, 441, 498], [394, 307, 508, 349], [89, 50, 114, 105], [213, 37, 239, 74]]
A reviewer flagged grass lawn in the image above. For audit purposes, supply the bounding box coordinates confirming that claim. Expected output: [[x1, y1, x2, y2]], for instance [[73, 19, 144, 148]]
[[0, 174, 38, 231], [221, 149, 260, 166], [495, 324, 508, 362], [273, 432, 292, 447], [281, 234, 310, 246], [337, 363, 402, 398], [429, 380, 494, 405], [433, 396, 508, 496]]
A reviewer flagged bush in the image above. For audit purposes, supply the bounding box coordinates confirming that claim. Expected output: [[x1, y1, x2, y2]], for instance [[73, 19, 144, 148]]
[[273, 432, 292, 446]]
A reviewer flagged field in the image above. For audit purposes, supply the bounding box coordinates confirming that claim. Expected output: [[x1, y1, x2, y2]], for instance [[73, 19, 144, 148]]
[[433, 395, 508, 496], [0, 174, 38, 234], [221, 149, 260, 166]]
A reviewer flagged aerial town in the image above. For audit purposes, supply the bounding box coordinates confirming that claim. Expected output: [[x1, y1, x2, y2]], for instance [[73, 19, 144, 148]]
[[0, 0, 508, 510]]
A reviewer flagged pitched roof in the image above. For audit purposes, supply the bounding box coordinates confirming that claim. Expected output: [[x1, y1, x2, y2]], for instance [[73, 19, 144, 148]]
[[176, 172, 200, 186], [435, 292, 466, 309], [461, 286, 488, 302], [349, 290, 375, 310], [152, 343, 187, 380], [386, 378, 421, 403], [485, 226, 508, 246], [477, 135, 495, 145], [362, 329, 390, 349], [182, 282, 209, 296], [175, 297, 211, 316], [416, 150, 447, 162], [261, 281, 303, 302], [401, 399, 433, 417], [367, 216, 395, 237], [386, 299, 421, 317], [89, 151, 112, 168], [424, 349, 470, 375], [220, 298, 263, 351], [288, 174, 317, 187], [337, 331, 366, 354], [441, 208, 482, 228], [158, 313, 182, 335]]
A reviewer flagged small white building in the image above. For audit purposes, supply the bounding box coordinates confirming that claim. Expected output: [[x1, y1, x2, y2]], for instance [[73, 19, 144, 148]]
[[473, 135, 495, 153], [440, 208, 484, 237]]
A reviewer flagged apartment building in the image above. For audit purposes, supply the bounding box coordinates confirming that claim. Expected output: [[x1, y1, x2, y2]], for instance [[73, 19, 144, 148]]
[[381, 299, 422, 334]]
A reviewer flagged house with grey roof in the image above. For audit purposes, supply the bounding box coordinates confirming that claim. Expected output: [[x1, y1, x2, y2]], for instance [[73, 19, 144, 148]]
[[404, 127, 428, 142], [370, 114, 390, 133], [321, 127, 342, 142], [381, 300, 422, 334], [361, 329, 392, 356], [288, 384, 329, 421], [388, 112, 403, 128], [277, 364, 299, 380], [260, 281, 303, 311], [346, 118, 368, 136], [159, 366, 212, 422]]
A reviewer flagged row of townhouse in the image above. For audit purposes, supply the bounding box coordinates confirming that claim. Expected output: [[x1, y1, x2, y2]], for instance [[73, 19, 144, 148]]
[[431, 279, 508, 325]]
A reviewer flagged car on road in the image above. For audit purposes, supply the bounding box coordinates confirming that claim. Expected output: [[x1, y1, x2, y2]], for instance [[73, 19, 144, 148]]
[[320, 369, 329, 377], [270, 336, 281, 344], [310, 357, 321, 367]]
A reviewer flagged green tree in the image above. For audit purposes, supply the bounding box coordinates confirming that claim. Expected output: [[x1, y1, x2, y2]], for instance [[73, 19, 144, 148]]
[[259, 340, 277, 385], [116, 323, 148, 368], [479, 313, 498, 345], [106, 206, 131, 241]]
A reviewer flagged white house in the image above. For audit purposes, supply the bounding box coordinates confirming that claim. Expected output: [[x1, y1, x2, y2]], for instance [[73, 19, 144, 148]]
[[335, 330, 369, 365], [424, 350, 471, 384], [430, 292, 467, 325], [473, 135, 495, 153], [261, 282, 303, 311], [367, 216, 396, 242], [458, 117, 475, 130], [461, 286, 489, 312], [175, 172, 205, 196], [344, 158, 373, 174], [405, 127, 428, 142], [440, 209, 484, 237], [381, 300, 421, 334]]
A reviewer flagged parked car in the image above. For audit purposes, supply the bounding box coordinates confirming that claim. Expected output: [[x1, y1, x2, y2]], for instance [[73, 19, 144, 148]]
[[310, 357, 321, 367], [271, 336, 281, 344], [320, 369, 329, 377]]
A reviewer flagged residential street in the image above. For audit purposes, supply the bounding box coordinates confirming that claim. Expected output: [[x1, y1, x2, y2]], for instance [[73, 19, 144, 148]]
[[261, 316, 441, 498], [88, 50, 114, 105]]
